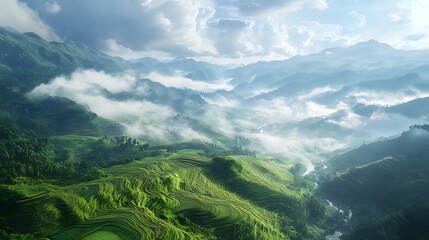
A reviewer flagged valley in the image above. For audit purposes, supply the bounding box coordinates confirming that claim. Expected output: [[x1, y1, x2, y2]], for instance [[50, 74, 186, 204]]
[[1, 26, 429, 240]]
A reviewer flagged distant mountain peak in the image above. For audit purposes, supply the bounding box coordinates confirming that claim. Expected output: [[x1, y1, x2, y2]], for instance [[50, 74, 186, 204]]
[[171, 56, 193, 62], [350, 39, 394, 50], [316, 40, 395, 58], [366, 39, 380, 44]]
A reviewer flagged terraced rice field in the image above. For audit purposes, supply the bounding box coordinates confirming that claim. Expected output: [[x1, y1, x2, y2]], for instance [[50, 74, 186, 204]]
[[0, 152, 305, 239]]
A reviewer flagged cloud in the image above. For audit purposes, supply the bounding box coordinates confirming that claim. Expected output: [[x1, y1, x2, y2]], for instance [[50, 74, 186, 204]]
[[20, 0, 216, 56], [201, 107, 236, 134], [349, 10, 367, 28], [28, 69, 237, 142], [219, 0, 328, 15], [46, 1, 61, 14], [381, 0, 429, 49], [35, 69, 136, 96], [29, 69, 210, 141], [12, 0, 429, 63], [403, 33, 426, 41], [348, 111, 427, 144], [401, 0, 429, 46], [252, 97, 343, 123], [247, 130, 345, 173], [298, 86, 336, 100], [26, 68, 427, 171], [208, 19, 263, 56], [202, 95, 240, 107], [327, 110, 363, 129], [287, 21, 358, 55], [29, 70, 173, 123], [16, 0, 338, 62], [144, 71, 233, 92], [346, 88, 429, 107], [0, 0, 58, 40]]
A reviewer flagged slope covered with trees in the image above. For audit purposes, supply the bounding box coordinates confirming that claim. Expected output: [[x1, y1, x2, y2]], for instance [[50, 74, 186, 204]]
[[0, 27, 129, 90], [319, 125, 429, 239]]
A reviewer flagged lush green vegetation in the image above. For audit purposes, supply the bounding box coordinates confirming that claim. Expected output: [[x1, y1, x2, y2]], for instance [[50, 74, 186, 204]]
[[0, 27, 343, 240], [0, 135, 336, 239], [0, 89, 336, 239], [0, 90, 335, 239], [0, 27, 128, 91], [319, 125, 429, 240]]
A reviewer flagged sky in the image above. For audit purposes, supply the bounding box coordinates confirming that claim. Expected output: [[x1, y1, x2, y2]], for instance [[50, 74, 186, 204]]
[[1, 0, 429, 63]]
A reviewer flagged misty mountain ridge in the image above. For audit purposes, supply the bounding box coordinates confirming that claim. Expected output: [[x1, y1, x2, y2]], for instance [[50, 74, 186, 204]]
[[1, 27, 429, 162], [0, 28, 128, 73], [1, 25, 429, 240]]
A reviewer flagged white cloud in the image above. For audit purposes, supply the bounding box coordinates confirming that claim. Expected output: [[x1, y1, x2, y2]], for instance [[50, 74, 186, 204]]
[[349, 10, 367, 28], [327, 110, 363, 129], [202, 95, 240, 107], [383, 0, 429, 49], [102, 38, 173, 60], [29, 69, 220, 142], [252, 97, 342, 123], [408, 0, 429, 29], [23, 0, 339, 62], [208, 18, 263, 56], [28, 70, 171, 126], [11, 0, 429, 64], [0, 0, 58, 41], [247, 130, 345, 172], [298, 86, 336, 100], [227, 0, 328, 15], [33, 69, 137, 94], [144, 71, 233, 92], [102, 39, 136, 57], [347, 89, 429, 107], [46, 1, 61, 14], [201, 107, 236, 134], [146, 1, 217, 55], [29, 70, 177, 139], [287, 21, 358, 55]]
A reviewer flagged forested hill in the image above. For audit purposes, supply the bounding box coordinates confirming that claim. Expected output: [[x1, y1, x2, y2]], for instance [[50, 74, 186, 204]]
[[0, 27, 129, 90], [0, 29, 342, 240], [319, 125, 429, 240]]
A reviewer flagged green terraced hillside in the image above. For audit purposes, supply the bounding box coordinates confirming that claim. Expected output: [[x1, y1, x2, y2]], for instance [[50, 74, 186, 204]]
[[0, 137, 333, 240]]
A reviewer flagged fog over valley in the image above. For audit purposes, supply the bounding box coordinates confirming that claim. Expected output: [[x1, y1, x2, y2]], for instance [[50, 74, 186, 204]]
[[30, 42, 429, 170], [1, 1, 429, 239]]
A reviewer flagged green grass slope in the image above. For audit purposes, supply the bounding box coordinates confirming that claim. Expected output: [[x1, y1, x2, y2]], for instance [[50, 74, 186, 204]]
[[0, 142, 331, 240]]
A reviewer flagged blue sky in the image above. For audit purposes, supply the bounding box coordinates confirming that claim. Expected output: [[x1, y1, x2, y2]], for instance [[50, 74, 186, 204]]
[[1, 0, 428, 63]]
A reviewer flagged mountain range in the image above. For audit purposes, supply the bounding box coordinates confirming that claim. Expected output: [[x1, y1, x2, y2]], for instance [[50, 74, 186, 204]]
[[0, 27, 429, 239]]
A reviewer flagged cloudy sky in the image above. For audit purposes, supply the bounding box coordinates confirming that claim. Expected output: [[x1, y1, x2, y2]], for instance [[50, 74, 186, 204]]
[[1, 0, 429, 63]]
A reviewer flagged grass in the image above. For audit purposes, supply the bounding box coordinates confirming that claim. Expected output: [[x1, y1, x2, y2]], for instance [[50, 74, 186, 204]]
[[81, 230, 122, 240], [0, 137, 323, 240]]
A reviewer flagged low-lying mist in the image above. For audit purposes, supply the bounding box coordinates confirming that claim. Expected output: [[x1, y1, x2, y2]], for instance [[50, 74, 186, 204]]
[[29, 68, 429, 172]]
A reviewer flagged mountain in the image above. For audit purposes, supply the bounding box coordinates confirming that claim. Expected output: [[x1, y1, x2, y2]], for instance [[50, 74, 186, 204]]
[[0, 28, 232, 144], [0, 86, 124, 137], [319, 125, 429, 239], [387, 97, 429, 120], [0, 27, 129, 90], [226, 40, 429, 98], [1, 28, 429, 239], [0, 29, 338, 240], [132, 57, 229, 82], [218, 41, 429, 156]]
